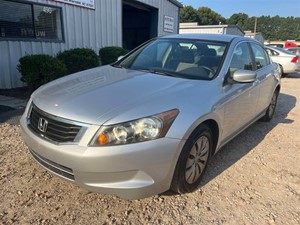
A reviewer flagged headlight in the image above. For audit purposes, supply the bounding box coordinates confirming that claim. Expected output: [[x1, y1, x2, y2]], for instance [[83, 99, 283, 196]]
[[90, 109, 179, 146]]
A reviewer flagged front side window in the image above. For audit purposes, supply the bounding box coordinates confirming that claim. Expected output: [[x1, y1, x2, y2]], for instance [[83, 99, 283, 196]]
[[229, 42, 253, 75], [0, 0, 63, 41], [250, 43, 269, 69]]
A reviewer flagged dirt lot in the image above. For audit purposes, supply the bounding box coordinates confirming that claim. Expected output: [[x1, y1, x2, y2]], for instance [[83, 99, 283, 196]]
[[0, 75, 299, 225]]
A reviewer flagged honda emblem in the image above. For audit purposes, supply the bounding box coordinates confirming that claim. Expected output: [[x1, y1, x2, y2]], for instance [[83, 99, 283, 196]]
[[38, 118, 48, 133]]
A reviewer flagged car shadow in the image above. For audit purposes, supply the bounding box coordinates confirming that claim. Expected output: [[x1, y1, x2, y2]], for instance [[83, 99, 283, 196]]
[[162, 92, 296, 197], [285, 73, 300, 79], [200, 92, 296, 188], [0, 108, 25, 125]]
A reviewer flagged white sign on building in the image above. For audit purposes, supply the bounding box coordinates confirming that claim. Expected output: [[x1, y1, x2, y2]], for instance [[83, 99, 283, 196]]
[[164, 16, 174, 33], [52, 0, 95, 9]]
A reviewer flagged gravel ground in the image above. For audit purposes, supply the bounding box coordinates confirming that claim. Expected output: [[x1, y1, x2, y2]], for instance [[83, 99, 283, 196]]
[[0, 75, 299, 225]]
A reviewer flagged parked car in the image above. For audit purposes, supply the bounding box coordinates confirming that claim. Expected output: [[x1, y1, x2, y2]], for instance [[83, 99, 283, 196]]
[[265, 46, 300, 76], [20, 34, 281, 200]]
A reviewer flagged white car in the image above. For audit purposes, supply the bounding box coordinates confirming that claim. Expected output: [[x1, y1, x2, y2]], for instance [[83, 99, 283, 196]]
[[265, 46, 300, 76]]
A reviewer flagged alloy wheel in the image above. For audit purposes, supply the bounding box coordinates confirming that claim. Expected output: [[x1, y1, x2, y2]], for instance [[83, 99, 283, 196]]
[[185, 136, 210, 184]]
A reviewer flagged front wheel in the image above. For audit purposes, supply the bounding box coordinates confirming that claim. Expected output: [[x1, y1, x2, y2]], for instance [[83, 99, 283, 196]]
[[278, 65, 284, 78], [261, 90, 279, 122], [171, 124, 212, 194]]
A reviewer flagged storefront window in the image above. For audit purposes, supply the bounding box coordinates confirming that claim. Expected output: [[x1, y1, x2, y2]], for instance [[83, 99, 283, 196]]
[[0, 0, 63, 41]]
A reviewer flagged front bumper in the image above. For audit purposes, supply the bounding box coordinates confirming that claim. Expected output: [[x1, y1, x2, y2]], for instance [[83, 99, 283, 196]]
[[20, 114, 182, 199]]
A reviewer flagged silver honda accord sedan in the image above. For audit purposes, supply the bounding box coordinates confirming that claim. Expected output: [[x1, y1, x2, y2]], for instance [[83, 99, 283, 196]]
[[20, 34, 281, 199]]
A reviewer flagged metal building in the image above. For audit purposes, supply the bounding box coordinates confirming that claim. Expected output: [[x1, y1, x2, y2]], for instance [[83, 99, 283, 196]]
[[244, 31, 265, 44], [180, 23, 244, 36], [0, 0, 182, 89]]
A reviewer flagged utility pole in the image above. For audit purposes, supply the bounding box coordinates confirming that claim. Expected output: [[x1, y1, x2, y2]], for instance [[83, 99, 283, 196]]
[[254, 17, 257, 39]]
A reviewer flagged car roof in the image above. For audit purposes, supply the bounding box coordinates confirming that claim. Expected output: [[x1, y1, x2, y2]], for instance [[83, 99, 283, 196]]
[[160, 33, 253, 43]]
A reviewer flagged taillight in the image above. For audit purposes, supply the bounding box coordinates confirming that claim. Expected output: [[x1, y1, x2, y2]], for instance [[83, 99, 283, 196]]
[[291, 55, 299, 63]]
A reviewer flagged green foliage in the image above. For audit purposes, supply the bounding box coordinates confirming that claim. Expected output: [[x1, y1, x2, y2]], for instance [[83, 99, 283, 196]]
[[227, 15, 300, 41], [99, 46, 129, 65], [180, 6, 226, 25], [17, 54, 67, 91], [227, 13, 249, 28], [197, 7, 226, 25], [180, 6, 199, 22], [180, 5, 300, 41], [56, 48, 100, 74]]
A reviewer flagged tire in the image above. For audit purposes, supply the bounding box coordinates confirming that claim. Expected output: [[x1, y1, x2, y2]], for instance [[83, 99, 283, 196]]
[[279, 65, 288, 78], [278, 65, 284, 78], [171, 124, 212, 194], [261, 90, 279, 122]]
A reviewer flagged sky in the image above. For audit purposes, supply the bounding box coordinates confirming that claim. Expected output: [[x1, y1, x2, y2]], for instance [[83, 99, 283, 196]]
[[179, 0, 300, 18]]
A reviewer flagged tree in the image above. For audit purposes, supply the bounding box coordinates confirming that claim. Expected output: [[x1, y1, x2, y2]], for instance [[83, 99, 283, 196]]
[[227, 13, 249, 28], [197, 7, 226, 25], [180, 6, 199, 23], [256, 16, 273, 40], [180, 5, 300, 41]]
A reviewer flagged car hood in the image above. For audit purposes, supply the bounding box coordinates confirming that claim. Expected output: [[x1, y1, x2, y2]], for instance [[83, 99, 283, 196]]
[[31, 66, 210, 125]]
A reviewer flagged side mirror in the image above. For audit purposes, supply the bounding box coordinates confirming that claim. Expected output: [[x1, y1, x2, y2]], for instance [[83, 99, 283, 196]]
[[231, 69, 257, 83]]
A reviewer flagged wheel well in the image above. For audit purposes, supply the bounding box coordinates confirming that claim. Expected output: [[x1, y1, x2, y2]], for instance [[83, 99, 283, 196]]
[[278, 64, 285, 76], [202, 119, 219, 156], [276, 85, 280, 94]]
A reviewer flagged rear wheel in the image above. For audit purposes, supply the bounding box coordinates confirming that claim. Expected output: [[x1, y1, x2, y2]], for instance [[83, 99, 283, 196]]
[[171, 124, 212, 194], [261, 90, 279, 122]]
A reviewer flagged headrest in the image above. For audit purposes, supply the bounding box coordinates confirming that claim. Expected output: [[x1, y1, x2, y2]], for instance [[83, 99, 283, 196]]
[[179, 49, 194, 63], [206, 49, 217, 57]]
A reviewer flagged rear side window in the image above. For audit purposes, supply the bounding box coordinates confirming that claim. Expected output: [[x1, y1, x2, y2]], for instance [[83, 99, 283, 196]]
[[250, 43, 270, 69]]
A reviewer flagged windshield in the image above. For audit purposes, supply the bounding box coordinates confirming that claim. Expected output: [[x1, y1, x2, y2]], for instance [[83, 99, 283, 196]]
[[114, 38, 228, 80]]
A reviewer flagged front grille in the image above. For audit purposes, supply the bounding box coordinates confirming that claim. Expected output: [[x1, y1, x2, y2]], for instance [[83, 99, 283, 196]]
[[29, 149, 74, 181], [28, 104, 82, 143]]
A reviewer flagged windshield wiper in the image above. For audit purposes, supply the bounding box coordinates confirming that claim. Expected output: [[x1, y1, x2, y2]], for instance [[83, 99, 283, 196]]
[[131, 67, 179, 77], [148, 68, 178, 77], [111, 64, 126, 69]]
